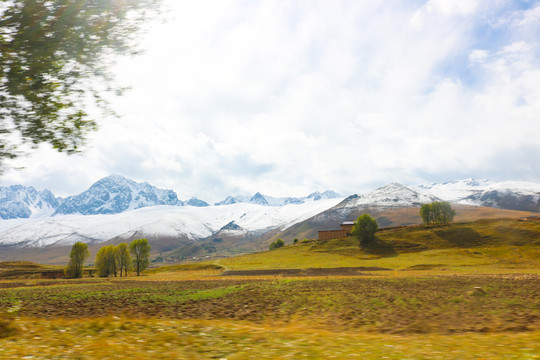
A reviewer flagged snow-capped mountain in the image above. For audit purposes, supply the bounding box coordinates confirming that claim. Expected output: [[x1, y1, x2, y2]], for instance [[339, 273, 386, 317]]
[[416, 178, 492, 202], [185, 197, 209, 207], [0, 197, 345, 249], [249, 192, 268, 205], [416, 179, 540, 212], [2, 176, 540, 260], [0, 185, 59, 219], [335, 182, 440, 210], [54, 175, 183, 215], [214, 190, 342, 206], [213, 221, 248, 238], [307, 190, 341, 201]]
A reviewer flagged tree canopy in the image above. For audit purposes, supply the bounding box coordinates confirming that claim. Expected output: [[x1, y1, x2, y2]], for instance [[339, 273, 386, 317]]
[[65, 241, 89, 278], [0, 0, 161, 169], [351, 214, 378, 247], [95, 244, 118, 277], [116, 242, 131, 277], [420, 201, 456, 226], [129, 238, 150, 276]]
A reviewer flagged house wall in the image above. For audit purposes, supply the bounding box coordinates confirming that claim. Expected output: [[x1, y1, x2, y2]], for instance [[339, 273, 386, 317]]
[[340, 224, 354, 233], [318, 230, 348, 241]]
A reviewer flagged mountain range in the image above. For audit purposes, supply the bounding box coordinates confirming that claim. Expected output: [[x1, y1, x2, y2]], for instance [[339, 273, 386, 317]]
[[0, 175, 342, 219], [0, 176, 538, 263]]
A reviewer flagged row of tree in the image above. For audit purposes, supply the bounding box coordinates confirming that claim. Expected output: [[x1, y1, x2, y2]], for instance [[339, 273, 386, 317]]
[[350, 201, 456, 247], [65, 238, 151, 278]]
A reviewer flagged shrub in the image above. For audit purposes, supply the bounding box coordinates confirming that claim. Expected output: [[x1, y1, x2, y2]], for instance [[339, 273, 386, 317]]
[[269, 238, 285, 250]]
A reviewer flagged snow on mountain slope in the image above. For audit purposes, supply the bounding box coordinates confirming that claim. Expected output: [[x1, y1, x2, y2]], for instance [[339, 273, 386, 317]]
[[415, 179, 540, 207], [485, 181, 540, 193], [336, 183, 440, 209], [416, 179, 492, 202], [0, 197, 344, 248], [0, 185, 59, 219]]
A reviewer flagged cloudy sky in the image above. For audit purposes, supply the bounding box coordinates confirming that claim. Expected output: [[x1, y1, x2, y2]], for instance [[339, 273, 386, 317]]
[[1, 0, 540, 202]]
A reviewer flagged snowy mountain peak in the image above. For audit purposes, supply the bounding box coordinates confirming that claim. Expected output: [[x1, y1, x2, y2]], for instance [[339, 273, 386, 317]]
[[249, 192, 268, 205], [337, 182, 439, 209], [307, 190, 341, 201], [215, 190, 342, 207], [419, 178, 491, 190], [54, 175, 182, 215], [220, 221, 243, 231], [0, 185, 59, 219], [185, 197, 209, 207], [215, 196, 240, 206]]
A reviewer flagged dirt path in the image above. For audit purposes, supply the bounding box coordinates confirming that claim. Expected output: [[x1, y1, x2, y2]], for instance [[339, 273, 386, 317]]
[[213, 259, 230, 271]]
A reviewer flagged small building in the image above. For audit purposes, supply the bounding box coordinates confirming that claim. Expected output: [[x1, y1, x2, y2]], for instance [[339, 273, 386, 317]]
[[340, 221, 355, 233], [318, 221, 355, 241]]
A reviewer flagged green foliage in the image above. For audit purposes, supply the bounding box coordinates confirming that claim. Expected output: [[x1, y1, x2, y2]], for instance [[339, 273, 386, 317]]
[[65, 242, 89, 278], [293, 238, 299, 244], [352, 214, 378, 247], [116, 243, 131, 277], [269, 238, 285, 250], [95, 245, 118, 278], [130, 238, 151, 276], [420, 201, 456, 226], [0, 0, 162, 168]]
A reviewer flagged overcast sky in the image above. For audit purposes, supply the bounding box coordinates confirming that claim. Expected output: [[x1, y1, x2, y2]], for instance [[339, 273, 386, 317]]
[[1, 0, 540, 202]]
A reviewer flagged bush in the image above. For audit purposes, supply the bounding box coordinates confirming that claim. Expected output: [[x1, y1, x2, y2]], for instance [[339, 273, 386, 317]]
[[269, 238, 285, 250]]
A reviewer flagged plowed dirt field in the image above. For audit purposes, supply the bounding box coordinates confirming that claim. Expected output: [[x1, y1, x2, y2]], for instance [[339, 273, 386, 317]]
[[1, 274, 538, 334]]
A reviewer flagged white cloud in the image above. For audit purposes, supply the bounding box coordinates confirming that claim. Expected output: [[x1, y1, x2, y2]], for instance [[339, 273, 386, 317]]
[[425, 0, 481, 16], [2, 0, 540, 201]]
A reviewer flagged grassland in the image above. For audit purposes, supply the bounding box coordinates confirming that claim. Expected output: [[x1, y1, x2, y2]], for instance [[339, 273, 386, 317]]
[[215, 217, 540, 273], [1, 217, 539, 359]]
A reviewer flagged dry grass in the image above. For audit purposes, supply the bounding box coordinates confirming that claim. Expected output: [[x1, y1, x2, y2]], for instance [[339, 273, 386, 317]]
[[1, 317, 539, 359]]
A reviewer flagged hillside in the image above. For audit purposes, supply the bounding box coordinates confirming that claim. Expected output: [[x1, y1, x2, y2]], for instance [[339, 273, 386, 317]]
[[214, 217, 540, 272], [269, 204, 537, 245]]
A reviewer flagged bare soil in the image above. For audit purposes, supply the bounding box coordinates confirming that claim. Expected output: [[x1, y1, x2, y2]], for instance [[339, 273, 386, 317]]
[[1, 275, 539, 334], [221, 266, 391, 276]]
